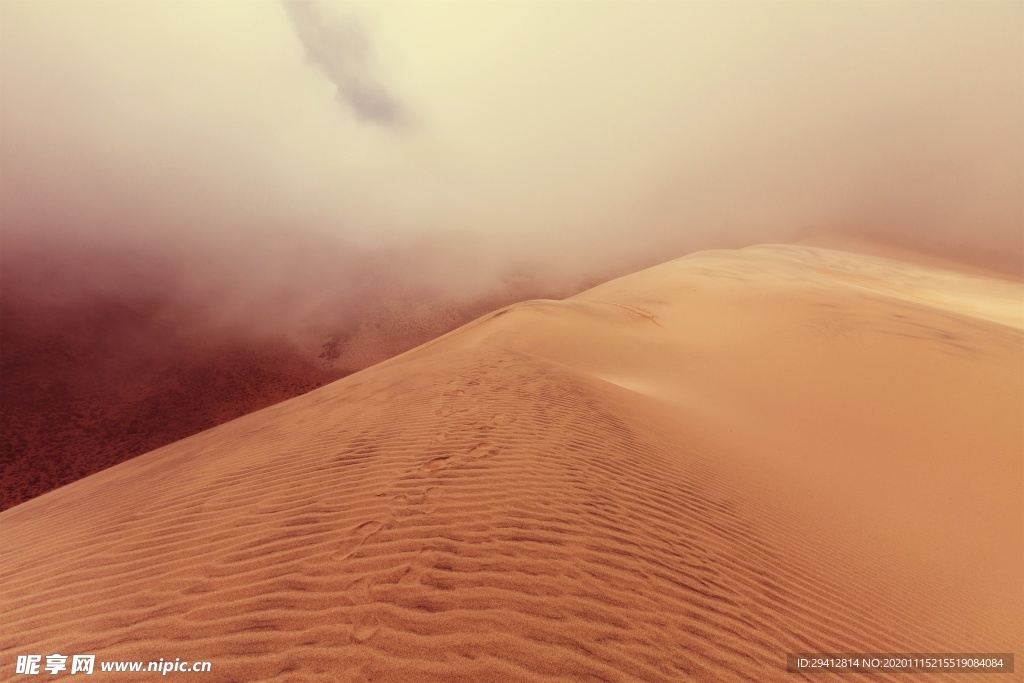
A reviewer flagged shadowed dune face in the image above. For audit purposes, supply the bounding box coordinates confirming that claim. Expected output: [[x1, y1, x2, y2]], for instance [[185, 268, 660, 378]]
[[0, 236, 601, 511], [1, 245, 1020, 681], [0, 276, 344, 511]]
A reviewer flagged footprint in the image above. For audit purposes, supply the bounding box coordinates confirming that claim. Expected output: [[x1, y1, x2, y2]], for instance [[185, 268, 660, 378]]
[[406, 488, 432, 505], [398, 563, 424, 586], [468, 443, 501, 460], [351, 611, 380, 642], [331, 537, 363, 561], [354, 520, 384, 535], [330, 520, 384, 561], [394, 488, 437, 517], [399, 550, 436, 586], [411, 487, 438, 513], [436, 406, 468, 416], [345, 577, 374, 604], [421, 455, 450, 472]]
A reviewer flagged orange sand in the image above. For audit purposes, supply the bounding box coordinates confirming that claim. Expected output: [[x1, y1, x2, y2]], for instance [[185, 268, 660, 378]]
[[2, 244, 1021, 681]]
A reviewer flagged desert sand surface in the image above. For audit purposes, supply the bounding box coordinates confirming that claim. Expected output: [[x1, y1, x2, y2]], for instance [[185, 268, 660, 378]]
[[1, 244, 1021, 682]]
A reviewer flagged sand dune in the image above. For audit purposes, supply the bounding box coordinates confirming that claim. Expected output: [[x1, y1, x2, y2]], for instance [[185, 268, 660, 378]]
[[1, 244, 1021, 681]]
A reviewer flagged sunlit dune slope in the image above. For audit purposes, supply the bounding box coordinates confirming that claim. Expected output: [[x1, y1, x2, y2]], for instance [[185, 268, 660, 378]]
[[2, 244, 1021, 682]]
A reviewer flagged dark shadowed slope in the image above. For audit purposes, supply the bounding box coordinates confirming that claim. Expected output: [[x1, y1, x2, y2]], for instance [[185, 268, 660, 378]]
[[0, 242, 595, 511]]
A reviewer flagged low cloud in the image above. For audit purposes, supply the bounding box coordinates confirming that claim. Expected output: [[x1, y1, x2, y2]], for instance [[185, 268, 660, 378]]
[[281, 0, 405, 126]]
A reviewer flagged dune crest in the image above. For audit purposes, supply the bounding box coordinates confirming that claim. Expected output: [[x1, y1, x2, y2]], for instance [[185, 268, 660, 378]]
[[2, 245, 1020, 682]]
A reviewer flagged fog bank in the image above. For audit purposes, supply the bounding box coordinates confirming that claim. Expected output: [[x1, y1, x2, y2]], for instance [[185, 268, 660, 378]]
[[1, 0, 1021, 507], [2, 0, 1021, 284]]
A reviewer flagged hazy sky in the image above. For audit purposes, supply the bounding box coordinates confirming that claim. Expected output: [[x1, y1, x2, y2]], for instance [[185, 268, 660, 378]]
[[2, 0, 1022, 278]]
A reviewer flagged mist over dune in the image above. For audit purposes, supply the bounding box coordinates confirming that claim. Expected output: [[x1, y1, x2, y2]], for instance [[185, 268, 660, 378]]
[[1, 0, 1021, 506], [0, 233, 600, 510]]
